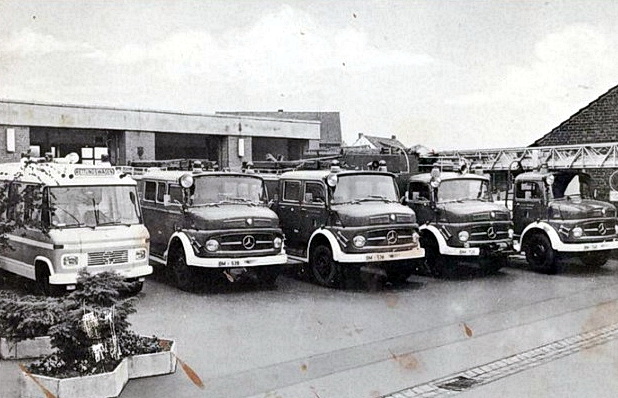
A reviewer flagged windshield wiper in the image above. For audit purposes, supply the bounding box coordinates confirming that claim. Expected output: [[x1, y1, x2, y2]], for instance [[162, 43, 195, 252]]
[[357, 195, 394, 203], [52, 205, 82, 227], [217, 197, 258, 205]]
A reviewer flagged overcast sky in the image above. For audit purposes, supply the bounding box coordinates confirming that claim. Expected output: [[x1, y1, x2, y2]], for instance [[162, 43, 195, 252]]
[[1, 0, 618, 150]]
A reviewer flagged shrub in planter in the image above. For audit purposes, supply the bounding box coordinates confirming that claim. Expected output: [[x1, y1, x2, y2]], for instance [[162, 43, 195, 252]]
[[0, 291, 63, 359], [26, 270, 164, 378], [0, 291, 65, 340]]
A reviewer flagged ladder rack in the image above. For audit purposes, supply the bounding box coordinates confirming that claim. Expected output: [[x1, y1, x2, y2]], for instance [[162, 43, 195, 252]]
[[421, 142, 618, 171]]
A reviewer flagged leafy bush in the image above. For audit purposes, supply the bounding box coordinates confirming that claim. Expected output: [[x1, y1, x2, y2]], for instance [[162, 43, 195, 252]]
[[26, 270, 164, 377], [0, 291, 65, 340]]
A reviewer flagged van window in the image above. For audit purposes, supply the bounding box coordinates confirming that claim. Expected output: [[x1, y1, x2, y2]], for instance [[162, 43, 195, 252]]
[[156, 182, 166, 202], [144, 181, 156, 201], [304, 182, 325, 204], [516, 181, 543, 200], [169, 185, 183, 203], [283, 181, 301, 202], [410, 182, 430, 201], [7, 183, 41, 227]]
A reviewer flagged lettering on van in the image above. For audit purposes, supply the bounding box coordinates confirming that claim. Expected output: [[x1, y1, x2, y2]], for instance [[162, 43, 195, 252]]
[[74, 168, 115, 177]]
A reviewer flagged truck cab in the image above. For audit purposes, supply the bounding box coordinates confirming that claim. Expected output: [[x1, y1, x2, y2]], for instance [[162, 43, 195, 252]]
[[135, 168, 287, 291], [404, 167, 514, 276], [271, 163, 424, 288], [512, 169, 618, 273]]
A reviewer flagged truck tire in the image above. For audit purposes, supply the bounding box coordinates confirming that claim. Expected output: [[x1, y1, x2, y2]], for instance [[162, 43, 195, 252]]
[[310, 244, 341, 287], [168, 249, 196, 292], [35, 265, 64, 296], [480, 255, 507, 275], [580, 251, 610, 268], [422, 237, 453, 278], [256, 267, 280, 288], [525, 233, 558, 274]]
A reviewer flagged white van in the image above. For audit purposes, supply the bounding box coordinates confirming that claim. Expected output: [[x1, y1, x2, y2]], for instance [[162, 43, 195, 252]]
[[0, 155, 151, 294]]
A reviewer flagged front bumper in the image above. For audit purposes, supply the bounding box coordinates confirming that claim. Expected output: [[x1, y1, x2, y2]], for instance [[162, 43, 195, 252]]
[[553, 238, 618, 253], [49, 264, 153, 285], [336, 246, 424, 263], [186, 252, 288, 268], [442, 241, 513, 257]]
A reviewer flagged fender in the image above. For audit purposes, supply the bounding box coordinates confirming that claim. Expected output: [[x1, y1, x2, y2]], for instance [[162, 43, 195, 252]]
[[165, 231, 196, 264], [517, 221, 562, 252], [34, 256, 54, 276], [419, 224, 451, 255], [306, 228, 346, 262]]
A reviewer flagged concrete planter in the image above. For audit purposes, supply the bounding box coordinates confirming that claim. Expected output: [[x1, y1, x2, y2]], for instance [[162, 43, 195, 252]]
[[128, 338, 177, 379], [19, 338, 176, 398], [0, 336, 53, 359], [20, 358, 129, 398]]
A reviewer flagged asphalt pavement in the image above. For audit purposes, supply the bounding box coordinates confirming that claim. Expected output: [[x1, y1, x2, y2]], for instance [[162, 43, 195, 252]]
[[3, 257, 618, 398]]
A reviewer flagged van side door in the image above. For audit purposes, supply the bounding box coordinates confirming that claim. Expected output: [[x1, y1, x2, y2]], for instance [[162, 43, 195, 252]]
[[300, 181, 328, 247], [512, 180, 546, 235], [276, 179, 303, 250], [407, 181, 434, 224]]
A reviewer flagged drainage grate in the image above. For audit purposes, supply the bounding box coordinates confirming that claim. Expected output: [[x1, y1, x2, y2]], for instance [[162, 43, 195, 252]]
[[436, 376, 478, 392], [380, 322, 618, 398]]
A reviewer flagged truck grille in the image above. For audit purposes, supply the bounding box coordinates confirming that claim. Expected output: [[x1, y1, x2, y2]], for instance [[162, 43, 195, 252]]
[[365, 228, 415, 247], [218, 232, 275, 251], [469, 224, 510, 242], [582, 220, 616, 238], [88, 250, 129, 266]]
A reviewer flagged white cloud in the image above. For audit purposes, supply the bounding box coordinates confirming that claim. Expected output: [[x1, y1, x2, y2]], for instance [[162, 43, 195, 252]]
[[0, 28, 99, 58], [100, 4, 433, 82], [452, 24, 618, 109]]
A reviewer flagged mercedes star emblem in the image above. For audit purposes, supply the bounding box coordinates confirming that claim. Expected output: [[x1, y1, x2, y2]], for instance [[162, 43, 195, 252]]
[[242, 235, 256, 249], [487, 226, 497, 239], [386, 230, 398, 245], [598, 223, 607, 235]]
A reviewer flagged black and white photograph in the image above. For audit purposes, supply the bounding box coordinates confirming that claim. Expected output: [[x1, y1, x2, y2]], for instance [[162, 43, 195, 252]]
[[2, 1, 618, 397]]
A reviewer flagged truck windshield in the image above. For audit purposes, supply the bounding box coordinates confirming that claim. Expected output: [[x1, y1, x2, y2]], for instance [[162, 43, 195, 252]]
[[49, 185, 141, 228], [438, 179, 491, 203], [191, 176, 266, 205], [553, 174, 593, 199], [332, 174, 399, 204]]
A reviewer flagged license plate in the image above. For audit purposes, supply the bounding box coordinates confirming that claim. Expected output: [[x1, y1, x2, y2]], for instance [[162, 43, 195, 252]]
[[218, 260, 243, 267], [365, 253, 390, 261]]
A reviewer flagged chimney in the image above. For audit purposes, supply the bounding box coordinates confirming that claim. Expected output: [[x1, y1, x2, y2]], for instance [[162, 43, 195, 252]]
[[358, 133, 363, 139], [391, 135, 397, 140], [278, 109, 284, 112]]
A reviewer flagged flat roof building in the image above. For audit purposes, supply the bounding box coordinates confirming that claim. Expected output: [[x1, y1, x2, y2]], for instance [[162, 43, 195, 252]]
[[0, 100, 321, 169]]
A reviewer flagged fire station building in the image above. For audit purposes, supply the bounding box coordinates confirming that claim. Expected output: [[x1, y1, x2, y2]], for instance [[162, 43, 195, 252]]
[[0, 100, 321, 169]]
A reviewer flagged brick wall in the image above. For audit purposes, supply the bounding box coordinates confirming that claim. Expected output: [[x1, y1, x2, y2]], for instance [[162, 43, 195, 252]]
[[533, 85, 618, 147], [0, 126, 30, 162], [120, 131, 155, 165], [531, 85, 618, 204]]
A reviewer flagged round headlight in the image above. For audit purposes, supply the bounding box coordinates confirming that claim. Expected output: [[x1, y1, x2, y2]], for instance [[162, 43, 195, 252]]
[[572, 227, 583, 238], [545, 174, 555, 186], [273, 237, 283, 249], [508, 228, 514, 239], [352, 235, 366, 248], [458, 231, 470, 242], [326, 173, 338, 187], [179, 173, 194, 188], [205, 239, 220, 252]]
